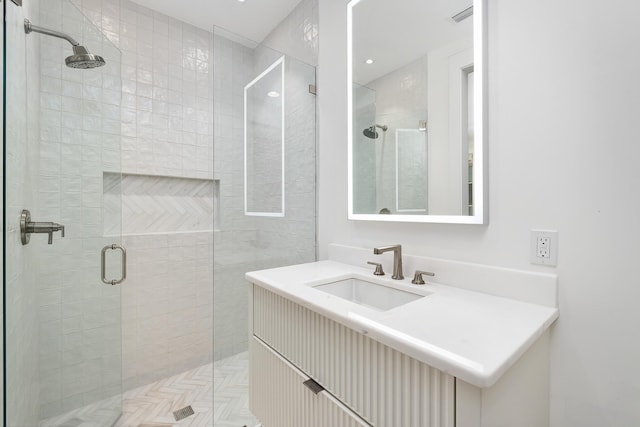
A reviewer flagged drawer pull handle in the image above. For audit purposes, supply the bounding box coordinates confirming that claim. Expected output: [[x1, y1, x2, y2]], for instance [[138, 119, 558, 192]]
[[303, 379, 324, 395]]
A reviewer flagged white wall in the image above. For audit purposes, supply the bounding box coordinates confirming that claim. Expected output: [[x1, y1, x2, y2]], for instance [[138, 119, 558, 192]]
[[318, 0, 640, 425], [427, 42, 473, 215]]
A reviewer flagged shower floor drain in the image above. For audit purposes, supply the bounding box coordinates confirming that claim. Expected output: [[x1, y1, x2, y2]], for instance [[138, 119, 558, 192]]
[[173, 405, 195, 421]]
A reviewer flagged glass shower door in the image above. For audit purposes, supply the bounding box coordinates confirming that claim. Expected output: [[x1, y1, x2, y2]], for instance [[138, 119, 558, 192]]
[[213, 27, 317, 427], [3, 0, 124, 425]]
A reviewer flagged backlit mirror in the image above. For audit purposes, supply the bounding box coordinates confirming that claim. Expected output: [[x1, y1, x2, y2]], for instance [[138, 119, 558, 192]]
[[347, 0, 486, 224]]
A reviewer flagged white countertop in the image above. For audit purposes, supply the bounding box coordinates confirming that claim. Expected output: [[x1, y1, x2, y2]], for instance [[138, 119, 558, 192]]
[[246, 260, 558, 388]]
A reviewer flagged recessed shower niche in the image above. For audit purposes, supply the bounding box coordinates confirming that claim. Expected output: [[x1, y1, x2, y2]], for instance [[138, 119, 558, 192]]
[[104, 173, 215, 235]]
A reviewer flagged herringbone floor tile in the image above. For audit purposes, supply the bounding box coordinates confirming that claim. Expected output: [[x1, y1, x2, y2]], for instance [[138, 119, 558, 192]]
[[39, 352, 260, 427]]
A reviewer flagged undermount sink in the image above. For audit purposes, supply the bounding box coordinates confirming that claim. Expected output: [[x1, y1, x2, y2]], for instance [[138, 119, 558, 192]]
[[312, 278, 426, 311]]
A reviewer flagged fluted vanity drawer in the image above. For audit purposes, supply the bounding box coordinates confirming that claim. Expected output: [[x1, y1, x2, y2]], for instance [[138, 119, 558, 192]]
[[250, 336, 371, 427], [252, 285, 455, 427]]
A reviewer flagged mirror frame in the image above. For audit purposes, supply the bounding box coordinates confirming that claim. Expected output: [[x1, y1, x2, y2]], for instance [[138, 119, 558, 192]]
[[346, 0, 487, 224]]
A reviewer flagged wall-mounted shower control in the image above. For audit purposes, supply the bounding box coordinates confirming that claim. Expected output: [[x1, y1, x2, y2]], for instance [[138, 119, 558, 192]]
[[20, 210, 65, 245]]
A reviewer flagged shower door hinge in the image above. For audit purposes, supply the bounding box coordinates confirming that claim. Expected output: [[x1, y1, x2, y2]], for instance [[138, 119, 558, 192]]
[[309, 84, 317, 95], [11, 0, 23, 7]]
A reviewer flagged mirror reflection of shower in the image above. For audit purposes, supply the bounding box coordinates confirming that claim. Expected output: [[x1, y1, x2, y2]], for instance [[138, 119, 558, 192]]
[[24, 19, 106, 69], [363, 123, 388, 139]]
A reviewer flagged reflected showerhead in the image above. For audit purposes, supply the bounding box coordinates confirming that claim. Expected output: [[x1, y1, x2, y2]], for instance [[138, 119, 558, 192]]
[[452, 6, 474, 23], [363, 127, 379, 139], [363, 124, 388, 139], [65, 46, 106, 69], [24, 19, 106, 69]]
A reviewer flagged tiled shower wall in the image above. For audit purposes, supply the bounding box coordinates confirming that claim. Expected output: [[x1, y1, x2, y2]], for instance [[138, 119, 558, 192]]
[[245, 61, 286, 215], [74, 0, 213, 180], [262, 0, 318, 67], [68, 0, 215, 391], [35, 0, 214, 409], [31, 0, 314, 420], [213, 0, 318, 361], [35, 0, 123, 420], [353, 84, 377, 214]]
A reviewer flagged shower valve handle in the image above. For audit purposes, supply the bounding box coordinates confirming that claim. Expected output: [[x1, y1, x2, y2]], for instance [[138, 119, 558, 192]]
[[20, 210, 65, 245]]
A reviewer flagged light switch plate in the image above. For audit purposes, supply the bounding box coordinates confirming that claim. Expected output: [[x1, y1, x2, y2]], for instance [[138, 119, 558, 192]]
[[530, 229, 558, 266]]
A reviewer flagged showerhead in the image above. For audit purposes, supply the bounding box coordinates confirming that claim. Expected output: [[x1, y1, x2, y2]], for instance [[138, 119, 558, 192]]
[[363, 124, 388, 139], [24, 19, 106, 69], [65, 45, 106, 69], [363, 126, 379, 139], [65, 54, 106, 69]]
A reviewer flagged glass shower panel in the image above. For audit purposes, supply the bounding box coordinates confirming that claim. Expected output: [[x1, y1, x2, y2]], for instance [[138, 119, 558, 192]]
[[213, 30, 317, 427], [4, 0, 123, 425]]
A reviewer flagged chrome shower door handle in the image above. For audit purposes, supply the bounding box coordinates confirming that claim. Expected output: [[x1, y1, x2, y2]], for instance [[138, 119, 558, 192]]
[[101, 244, 127, 285]]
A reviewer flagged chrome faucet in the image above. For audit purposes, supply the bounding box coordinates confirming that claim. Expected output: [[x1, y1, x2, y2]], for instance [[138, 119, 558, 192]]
[[373, 244, 404, 280]]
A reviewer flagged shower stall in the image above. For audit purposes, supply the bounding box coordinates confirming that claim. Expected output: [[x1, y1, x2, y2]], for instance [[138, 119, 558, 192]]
[[352, 75, 429, 216], [211, 20, 317, 427], [2, 0, 317, 426], [352, 83, 378, 214]]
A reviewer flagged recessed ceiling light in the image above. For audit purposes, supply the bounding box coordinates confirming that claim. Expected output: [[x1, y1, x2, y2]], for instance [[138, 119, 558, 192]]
[[267, 91, 280, 98], [237, 0, 246, 2], [365, 59, 374, 65]]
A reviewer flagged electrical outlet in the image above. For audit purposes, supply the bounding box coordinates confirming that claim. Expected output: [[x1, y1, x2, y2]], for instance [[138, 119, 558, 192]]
[[537, 236, 550, 258], [531, 230, 558, 266]]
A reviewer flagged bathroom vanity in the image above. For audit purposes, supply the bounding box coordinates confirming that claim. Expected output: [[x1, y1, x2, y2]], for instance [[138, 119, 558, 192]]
[[246, 245, 558, 427]]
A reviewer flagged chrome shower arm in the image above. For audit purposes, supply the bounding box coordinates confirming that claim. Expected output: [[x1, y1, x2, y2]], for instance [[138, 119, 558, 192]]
[[24, 19, 79, 47]]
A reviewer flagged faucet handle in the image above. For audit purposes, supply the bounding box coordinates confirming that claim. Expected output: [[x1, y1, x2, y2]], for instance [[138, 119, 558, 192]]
[[367, 261, 385, 276], [411, 270, 435, 285], [48, 224, 65, 244]]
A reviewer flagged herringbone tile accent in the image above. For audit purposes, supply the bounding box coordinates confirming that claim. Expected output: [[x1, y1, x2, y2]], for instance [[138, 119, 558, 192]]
[[39, 353, 259, 427], [104, 173, 214, 235], [39, 396, 121, 427], [211, 353, 259, 427], [118, 364, 213, 427]]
